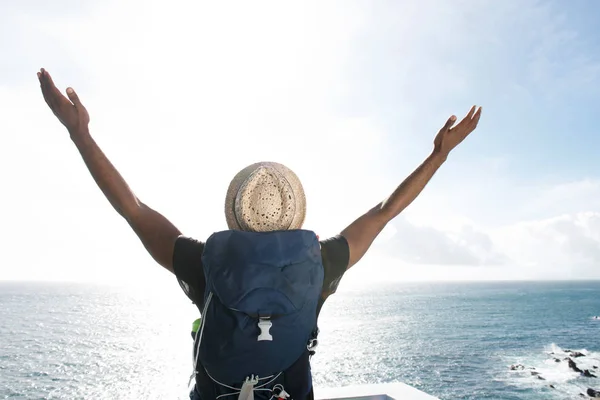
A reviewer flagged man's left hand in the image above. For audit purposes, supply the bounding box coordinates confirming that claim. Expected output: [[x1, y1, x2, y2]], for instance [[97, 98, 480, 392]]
[[433, 105, 482, 159]]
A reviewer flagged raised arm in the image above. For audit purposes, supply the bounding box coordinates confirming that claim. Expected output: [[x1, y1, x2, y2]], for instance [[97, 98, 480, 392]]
[[341, 106, 482, 269], [38, 68, 181, 273]]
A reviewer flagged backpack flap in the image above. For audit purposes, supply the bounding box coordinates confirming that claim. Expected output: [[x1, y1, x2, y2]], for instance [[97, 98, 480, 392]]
[[204, 229, 322, 314]]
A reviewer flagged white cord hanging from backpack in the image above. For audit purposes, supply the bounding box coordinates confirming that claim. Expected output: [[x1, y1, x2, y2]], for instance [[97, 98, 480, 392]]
[[237, 375, 259, 400], [271, 384, 290, 399], [189, 292, 214, 387]]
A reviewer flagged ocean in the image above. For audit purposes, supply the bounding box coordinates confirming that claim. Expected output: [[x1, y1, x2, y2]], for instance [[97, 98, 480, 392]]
[[1, 280, 599, 400]]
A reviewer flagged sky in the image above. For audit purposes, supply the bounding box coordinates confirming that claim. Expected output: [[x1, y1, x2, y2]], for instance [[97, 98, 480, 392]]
[[1, 0, 600, 286]]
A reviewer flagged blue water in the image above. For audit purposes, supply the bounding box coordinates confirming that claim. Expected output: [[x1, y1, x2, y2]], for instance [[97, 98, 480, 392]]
[[1, 281, 599, 399]]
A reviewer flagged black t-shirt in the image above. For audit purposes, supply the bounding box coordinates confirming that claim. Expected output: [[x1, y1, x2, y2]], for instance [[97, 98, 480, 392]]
[[173, 234, 350, 314]]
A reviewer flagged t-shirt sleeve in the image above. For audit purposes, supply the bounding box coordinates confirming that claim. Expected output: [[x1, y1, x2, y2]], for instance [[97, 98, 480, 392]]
[[173, 236, 206, 305], [319, 235, 350, 298]]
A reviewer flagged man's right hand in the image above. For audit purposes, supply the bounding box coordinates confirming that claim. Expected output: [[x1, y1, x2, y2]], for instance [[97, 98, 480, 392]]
[[38, 68, 90, 135], [36, 68, 182, 274]]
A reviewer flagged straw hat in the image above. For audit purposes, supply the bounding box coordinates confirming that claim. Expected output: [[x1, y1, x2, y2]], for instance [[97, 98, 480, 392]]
[[224, 162, 306, 232]]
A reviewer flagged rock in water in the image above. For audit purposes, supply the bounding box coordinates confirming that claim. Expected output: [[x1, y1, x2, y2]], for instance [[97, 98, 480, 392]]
[[569, 358, 583, 373], [583, 370, 598, 378], [587, 388, 600, 398]]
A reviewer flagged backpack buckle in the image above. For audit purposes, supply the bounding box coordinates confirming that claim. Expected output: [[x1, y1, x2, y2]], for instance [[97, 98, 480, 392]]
[[257, 318, 273, 341]]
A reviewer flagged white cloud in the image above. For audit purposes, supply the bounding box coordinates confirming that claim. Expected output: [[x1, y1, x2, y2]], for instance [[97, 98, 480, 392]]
[[379, 217, 507, 266], [360, 177, 600, 280], [360, 208, 600, 281], [493, 212, 600, 279]]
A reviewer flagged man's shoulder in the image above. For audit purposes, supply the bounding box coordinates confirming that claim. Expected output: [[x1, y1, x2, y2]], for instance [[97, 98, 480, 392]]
[[318, 235, 350, 299], [319, 235, 350, 263], [173, 236, 207, 306], [176, 235, 205, 250]]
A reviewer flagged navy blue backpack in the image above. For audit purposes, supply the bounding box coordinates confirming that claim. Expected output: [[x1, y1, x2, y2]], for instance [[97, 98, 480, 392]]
[[191, 229, 324, 400]]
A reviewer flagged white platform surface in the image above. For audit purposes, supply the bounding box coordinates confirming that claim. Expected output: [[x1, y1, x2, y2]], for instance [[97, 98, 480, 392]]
[[315, 383, 439, 400]]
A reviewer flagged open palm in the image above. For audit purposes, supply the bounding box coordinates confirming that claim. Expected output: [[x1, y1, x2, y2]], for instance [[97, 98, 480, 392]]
[[433, 105, 482, 157], [38, 68, 90, 134]]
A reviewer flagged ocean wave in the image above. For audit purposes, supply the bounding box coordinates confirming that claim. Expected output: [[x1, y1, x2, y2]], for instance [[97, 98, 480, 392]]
[[502, 343, 600, 399]]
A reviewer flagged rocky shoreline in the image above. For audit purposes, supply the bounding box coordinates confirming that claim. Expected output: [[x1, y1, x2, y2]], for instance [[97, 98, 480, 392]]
[[510, 348, 599, 398]]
